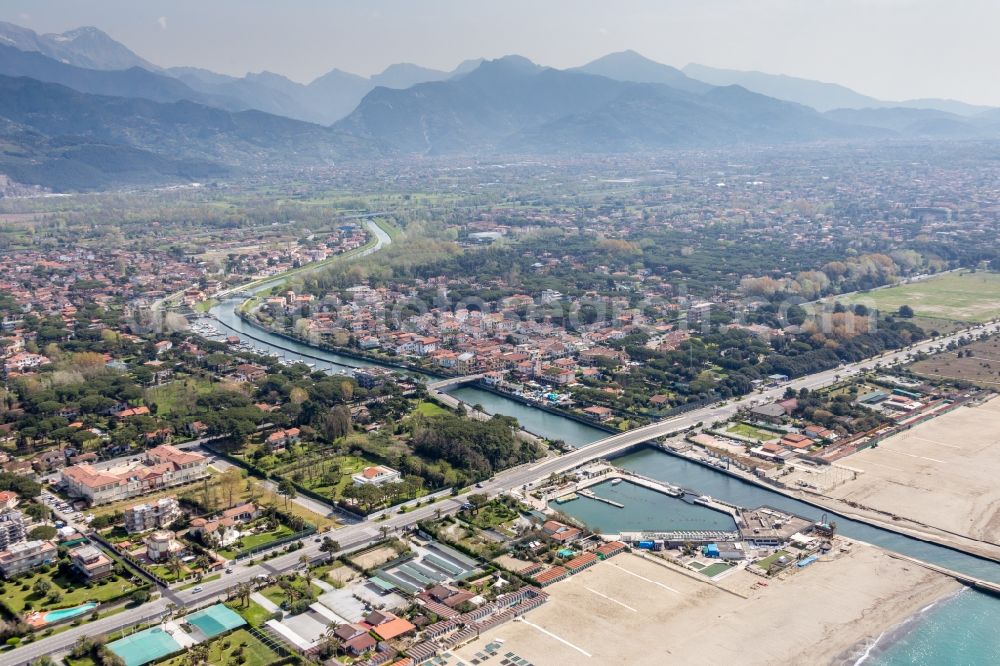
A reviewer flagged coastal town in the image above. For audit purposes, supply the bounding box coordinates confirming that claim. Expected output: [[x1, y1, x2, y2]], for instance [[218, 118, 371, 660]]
[[0, 137, 998, 666]]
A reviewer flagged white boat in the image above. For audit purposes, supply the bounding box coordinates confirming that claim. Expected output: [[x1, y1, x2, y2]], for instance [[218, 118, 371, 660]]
[[610, 478, 623, 486]]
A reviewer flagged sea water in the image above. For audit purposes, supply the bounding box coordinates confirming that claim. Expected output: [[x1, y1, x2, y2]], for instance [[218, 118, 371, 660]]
[[862, 588, 1000, 665]]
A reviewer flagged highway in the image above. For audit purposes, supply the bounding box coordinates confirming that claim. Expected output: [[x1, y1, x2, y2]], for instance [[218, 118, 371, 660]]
[[5, 319, 996, 664]]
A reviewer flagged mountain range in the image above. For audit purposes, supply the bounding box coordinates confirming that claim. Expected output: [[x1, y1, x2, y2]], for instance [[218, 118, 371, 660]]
[[682, 63, 994, 116], [0, 20, 998, 192]]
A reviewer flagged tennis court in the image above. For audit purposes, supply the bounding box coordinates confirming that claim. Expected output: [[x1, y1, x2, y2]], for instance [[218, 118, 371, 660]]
[[108, 627, 183, 666], [186, 604, 246, 639]]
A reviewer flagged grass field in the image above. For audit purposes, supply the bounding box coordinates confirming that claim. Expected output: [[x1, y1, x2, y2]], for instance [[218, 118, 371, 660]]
[[227, 599, 272, 627], [726, 423, 780, 441], [284, 453, 372, 501], [145, 378, 218, 417], [700, 562, 735, 578], [829, 271, 1000, 323], [413, 401, 450, 417]]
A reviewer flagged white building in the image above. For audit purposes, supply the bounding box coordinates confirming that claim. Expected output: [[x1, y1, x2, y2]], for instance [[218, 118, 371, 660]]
[[0, 510, 26, 550], [124, 497, 183, 534], [351, 465, 401, 486]]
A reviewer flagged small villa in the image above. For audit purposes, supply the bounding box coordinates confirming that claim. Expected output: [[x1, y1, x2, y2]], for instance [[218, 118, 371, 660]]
[[352, 465, 401, 486]]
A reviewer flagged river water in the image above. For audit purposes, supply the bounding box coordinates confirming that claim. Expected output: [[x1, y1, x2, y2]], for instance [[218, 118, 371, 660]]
[[208, 296, 998, 664], [208, 300, 609, 447], [556, 448, 1000, 665]]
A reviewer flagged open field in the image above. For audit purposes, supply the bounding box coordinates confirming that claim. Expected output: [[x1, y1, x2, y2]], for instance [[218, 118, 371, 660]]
[[454, 548, 960, 666], [910, 334, 1000, 387], [824, 397, 1000, 544], [828, 271, 1000, 323], [348, 544, 400, 570]]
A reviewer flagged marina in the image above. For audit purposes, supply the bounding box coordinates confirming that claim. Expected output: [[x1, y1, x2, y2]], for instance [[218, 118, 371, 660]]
[[203, 298, 1000, 664]]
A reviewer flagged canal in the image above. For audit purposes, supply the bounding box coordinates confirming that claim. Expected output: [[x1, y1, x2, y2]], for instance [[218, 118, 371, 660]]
[[211, 298, 998, 582], [210, 296, 998, 662], [209, 300, 609, 447]]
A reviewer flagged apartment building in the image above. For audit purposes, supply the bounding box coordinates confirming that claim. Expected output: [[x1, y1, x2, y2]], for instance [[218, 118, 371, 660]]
[[0, 540, 57, 578], [69, 544, 114, 580], [124, 496, 183, 534], [61, 445, 208, 506], [0, 510, 26, 550]]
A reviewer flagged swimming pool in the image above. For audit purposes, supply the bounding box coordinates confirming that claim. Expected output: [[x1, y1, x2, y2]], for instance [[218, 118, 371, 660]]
[[43, 602, 98, 624]]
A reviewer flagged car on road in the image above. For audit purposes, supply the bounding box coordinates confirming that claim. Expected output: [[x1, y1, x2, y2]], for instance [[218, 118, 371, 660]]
[[225, 568, 233, 573], [192, 586, 203, 593]]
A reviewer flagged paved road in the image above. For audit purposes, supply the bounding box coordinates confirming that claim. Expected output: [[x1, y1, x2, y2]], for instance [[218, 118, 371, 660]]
[[6, 320, 996, 665]]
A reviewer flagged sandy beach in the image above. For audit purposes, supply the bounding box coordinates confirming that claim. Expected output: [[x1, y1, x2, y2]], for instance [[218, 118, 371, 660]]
[[822, 397, 1000, 550], [455, 547, 961, 665]]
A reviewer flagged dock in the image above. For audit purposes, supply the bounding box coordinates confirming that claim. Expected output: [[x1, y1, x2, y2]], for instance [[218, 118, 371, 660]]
[[578, 489, 624, 508]]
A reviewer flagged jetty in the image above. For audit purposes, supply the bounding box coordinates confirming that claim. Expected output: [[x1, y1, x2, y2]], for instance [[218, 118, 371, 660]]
[[578, 489, 624, 508]]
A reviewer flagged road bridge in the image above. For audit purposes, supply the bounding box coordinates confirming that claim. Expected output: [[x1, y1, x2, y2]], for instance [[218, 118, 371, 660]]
[[426, 373, 485, 391]]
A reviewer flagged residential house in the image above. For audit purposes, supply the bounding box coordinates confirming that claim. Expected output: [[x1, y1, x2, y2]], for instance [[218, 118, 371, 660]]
[[334, 623, 377, 656], [69, 544, 114, 580], [352, 466, 402, 486], [750, 403, 787, 424], [266, 428, 301, 450]]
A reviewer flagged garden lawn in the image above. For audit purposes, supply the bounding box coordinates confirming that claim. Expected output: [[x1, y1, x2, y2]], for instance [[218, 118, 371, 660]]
[[756, 550, 790, 571], [468, 502, 519, 529], [0, 568, 140, 614], [217, 524, 295, 559], [227, 599, 272, 627]]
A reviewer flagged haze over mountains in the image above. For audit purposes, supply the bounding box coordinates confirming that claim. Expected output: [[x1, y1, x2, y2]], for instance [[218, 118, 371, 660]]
[[0, 21, 998, 192]]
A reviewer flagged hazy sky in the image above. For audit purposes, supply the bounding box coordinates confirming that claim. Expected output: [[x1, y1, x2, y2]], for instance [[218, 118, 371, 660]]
[[3, 0, 999, 105]]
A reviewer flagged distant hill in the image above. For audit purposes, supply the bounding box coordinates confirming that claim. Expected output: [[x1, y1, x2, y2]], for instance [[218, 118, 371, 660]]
[[574, 50, 711, 94], [683, 63, 996, 116], [683, 63, 881, 112], [0, 75, 379, 190], [167, 59, 480, 125], [0, 44, 242, 108], [338, 56, 879, 155], [0, 22, 157, 71], [825, 107, 1000, 139], [371, 63, 449, 89]]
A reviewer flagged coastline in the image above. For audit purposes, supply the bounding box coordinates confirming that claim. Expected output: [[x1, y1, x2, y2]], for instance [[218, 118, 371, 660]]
[[836, 587, 967, 666], [452, 545, 964, 666]]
